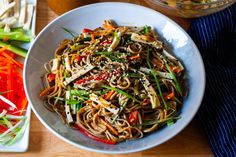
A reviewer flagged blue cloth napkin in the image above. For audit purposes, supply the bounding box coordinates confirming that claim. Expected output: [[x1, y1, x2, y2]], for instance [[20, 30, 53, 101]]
[[188, 3, 236, 157]]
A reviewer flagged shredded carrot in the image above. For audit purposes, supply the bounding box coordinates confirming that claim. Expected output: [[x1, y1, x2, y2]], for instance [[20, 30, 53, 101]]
[[103, 24, 115, 30], [172, 67, 181, 73], [165, 92, 175, 100], [4, 50, 16, 58], [0, 66, 8, 70], [2, 52, 23, 69], [91, 34, 95, 43], [104, 90, 115, 100], [0, 45, 10, 52], [129, 54, 140, 60], [39, 86, 55, 97], [7, 64, 13, 100], [157, 62, 164, 68], [0, 71, 8, 74], [100, 118, 119, 136], [19, 97, 28, 115]]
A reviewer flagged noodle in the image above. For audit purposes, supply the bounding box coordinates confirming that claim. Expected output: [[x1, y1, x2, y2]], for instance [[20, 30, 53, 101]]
[[40, 20, 185, 144]]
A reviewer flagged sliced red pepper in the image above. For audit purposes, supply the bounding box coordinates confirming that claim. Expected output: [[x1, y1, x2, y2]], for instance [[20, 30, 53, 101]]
[[129, 110, 139, 125], [99, 40, 112, 45], [74, 124, 116, 145], [18, 97, 28, 115], [76, 70, 122, 85], [75, 56, 85, 64], [0, 125, 8, 133], [0, 49, 28, 114], [82, 28, 92, 33], [47, 73, 56, 82]]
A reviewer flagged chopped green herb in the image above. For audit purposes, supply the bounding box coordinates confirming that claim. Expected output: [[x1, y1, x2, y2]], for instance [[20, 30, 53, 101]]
[[102, 85, 140, 102]]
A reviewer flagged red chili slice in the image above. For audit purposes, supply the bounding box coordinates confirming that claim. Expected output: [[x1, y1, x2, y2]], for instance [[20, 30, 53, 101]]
[[74, 124, 116, 145]]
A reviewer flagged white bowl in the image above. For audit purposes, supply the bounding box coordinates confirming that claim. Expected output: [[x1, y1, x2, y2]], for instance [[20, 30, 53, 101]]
[[24, 2, 205, 154]]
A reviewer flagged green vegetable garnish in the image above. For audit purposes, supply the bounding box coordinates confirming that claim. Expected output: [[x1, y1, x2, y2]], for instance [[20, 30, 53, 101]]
[[102, 85, 140, 102], [61, 27, 76, 38], [2, 117, 12, 128], [164, 60, 183, 96], [0, 41, 27, 57], [76, 103, 83, 111], [146, 47, 168, 109], [142, 116, 180, 126], [0, 28, 32, 42], [6, 118, 29, 146], [140, 25, 151, 34], [94, 51, 113, 55], [167, 119, 174, 126], [66, 99, 81, 105], [70, 89, 89, 96], [127, 73, 142, 78]]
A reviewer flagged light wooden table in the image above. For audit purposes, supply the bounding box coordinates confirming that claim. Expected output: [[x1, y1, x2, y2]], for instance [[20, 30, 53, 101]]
[[1, 0, 213, 156]]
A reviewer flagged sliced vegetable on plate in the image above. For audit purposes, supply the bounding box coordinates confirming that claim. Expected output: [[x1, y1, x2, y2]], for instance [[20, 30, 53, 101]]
[[0, 0, 35, 148]]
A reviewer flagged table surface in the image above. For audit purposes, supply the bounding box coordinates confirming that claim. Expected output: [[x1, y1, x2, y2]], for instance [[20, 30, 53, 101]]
[[1, 0, 213, 156]]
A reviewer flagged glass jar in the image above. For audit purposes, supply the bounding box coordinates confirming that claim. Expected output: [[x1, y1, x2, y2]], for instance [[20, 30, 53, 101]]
[[47, 0, 97, 15]]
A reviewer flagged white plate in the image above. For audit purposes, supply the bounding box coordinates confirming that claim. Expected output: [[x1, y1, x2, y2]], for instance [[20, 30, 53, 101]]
[[0, 0, 37, 152]]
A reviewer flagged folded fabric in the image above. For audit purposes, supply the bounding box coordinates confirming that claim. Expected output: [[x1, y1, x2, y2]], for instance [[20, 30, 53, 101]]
[[188, 3, 236, 157]]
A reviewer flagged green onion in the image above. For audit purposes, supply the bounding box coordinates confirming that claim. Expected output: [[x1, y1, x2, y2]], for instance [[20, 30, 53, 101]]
[[61, 27, 76, 38], [94, 51, 125, 55], [167, 119, 174, 126], [140, 25, 151, 34], [0, 32, 31, 42], [127, 73, 142, 78], [54, 97, 65, 101], [146, 47, 168, 109], [66, 99, 81, 105], [102, 85, 140, 103], [108, 55, 126, 63], [112, 100, 128, 124], [164, 60, 183, 96], [142, 116, 181, 126], [94, 51, 127, 62], [0, 41, 27, 57], [2, 117, 12, 128], [144, 26, 151, 34], [70, 89, 89, 96], [6, 118, 29, 146], [94, 51, 113, 55], [0, 28, 32, 42], [76, 103, 83, 111]]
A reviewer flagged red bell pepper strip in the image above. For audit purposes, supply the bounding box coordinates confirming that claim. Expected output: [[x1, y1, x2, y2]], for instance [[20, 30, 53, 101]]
[[129, 110, 139, 125], [47, 73, 56, 82], [0, 125, 8, 133], [74, 124, 116, 145], [82, 28, 92, 33], [100, 40, 112, 45]]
